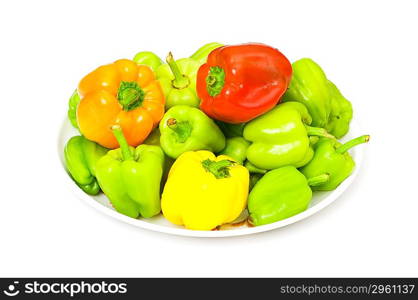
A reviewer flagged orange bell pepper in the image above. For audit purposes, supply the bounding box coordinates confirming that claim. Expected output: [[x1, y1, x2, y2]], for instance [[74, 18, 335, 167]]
[[77, 59, 165, 149]]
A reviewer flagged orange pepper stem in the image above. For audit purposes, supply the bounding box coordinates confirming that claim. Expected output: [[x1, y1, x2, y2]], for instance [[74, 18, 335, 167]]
[[117, 81, 145, 111], [202, 159, 235, 179], [166, 52, 190, 89], [112, 125, 133, 161], [336, 135, 370, 154]]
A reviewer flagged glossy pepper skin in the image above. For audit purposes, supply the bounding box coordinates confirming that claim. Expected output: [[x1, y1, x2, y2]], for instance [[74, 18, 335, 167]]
[[156, 53, 200, 109], [133, 51, 163, 72], [282, 58, 332, 128], [68, 90, 80, 129], [64, 136, 108, 195], [248, 166, 330, 226], [190, 42, 223, 65], [325, 80, 353, 138], [161, 150, 249, 230], [96, 126, 165, 218], [77, 59, 165, 149], [159, 105, 225, 159], [218, 137, 250, 164], [197, 43, 292, 124], [243, 102, 334, 170], [300, 135, 369, 191]]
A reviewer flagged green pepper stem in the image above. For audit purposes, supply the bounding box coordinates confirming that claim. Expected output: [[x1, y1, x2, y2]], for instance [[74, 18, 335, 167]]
[[166, 52, 190, 89], [112, 125, 133, 161], [307, 173, 330, 187], [166, 118, 192, 143], [206, 66, 226, 97], [336, 135, 370, 154], [305, 125, 335, 139], [202, 159, 235, 179]]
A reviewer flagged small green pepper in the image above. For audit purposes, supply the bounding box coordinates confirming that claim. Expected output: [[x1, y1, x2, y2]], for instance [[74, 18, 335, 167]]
[[68, 90, 80, 129], [218, 137, 250, 164], [300, 135, 369, 191], [244, 102, 334, 170], [132, 51, 163, 72], [190, 42, 223, 65], [248, 166, 330, 226], [64, 135, 108, 195], [156, 52, 200, 109], [159, 105, 225, 159], [96, 126, 165, 218]]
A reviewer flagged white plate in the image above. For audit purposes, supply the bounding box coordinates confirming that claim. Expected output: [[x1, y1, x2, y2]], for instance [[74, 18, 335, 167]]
[[57, 118, 364, 237]]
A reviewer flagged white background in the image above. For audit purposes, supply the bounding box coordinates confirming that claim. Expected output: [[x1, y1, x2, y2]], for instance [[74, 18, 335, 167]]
[[0, 0, 417, 277]]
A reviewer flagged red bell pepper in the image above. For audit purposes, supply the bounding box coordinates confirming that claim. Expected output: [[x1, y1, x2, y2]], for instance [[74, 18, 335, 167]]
[[196, 43, 292, 123]]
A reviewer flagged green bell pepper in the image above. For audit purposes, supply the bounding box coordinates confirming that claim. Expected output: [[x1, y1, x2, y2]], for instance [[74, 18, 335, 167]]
[[325, 80, 353, 138], [300, 135, 369, 191], [282, 58, 332, 128], [68, 90, 80, 129], [190, 42, 223, 65], [159, 105, 225, 159], [132, 51, 163, 72], [244, 161, 267, 174], [215, 121, 246, 138], [218, 137, 250, 164], [96, 126, 165, 218], [243, 102, 334, 170], [248, 166, 330, 226], [156, 52, 200, 109], [64, 135, 108, 195]]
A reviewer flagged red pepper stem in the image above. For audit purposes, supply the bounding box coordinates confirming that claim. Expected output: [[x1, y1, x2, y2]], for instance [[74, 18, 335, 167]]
[[305, 125, 335, 139], [307, 173, 330, 187], [206, 66, 225, 97], [166, 52, 190, 89], [112, 125, 133, 161], [336, 135, 370, 154]]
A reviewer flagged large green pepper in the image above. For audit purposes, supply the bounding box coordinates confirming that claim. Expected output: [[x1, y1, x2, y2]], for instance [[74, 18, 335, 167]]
[[190, 42, 223, 65], [282, 58, 332, 128], [64, 135, 108, 195], [325, 80, 353, 138], [159, 105, 225, 159], [132, 51, 163, 72], [68, 90, 80, 129], [243, 102, 334, 170], [218, 137, 250, 164], [248, 166, 330, 226], [156, 52, 200, 109], [300, 135, 369, 191], [96, 126, 165, 218]]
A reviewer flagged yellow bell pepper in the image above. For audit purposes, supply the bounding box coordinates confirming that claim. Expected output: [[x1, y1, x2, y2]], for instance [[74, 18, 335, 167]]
[[161, 150, 249, 230]]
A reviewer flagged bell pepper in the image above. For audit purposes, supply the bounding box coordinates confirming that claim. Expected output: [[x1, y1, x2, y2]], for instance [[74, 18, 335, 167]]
[[77, 59, 165, 149], [300, 135, 369, 191], [133, 51, 163, 72], [156, 52, 200, 109], [197, 43, 292, 123], [161, 150, 249, 230], [215, 121, 246, 138], [95, 125, 165, 218], [243, 102, 334, 170], [244, 161, 267, 174], [68, 90, 80, 129], [325, 80, 353, 138], [159, 105, 225, 159], [282, 58, 332, 128], [190, 42, 223, 65], [248, 166, 330, 226], [218, 137, 250, 164], [64, 135, 108, 195]]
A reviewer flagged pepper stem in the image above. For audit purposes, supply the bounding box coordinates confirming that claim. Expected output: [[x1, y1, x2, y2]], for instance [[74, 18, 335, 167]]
[[305, 125, 336, 139], [206, 66, 225, 97], [117, 81, 145, 111], [336, 135, 370, 154], [166, 118, 192, 143], [202, 159, 235, 179], [307, 173, 330, 187], [112, 125, 133, 161], [166, 52, 190, 89]]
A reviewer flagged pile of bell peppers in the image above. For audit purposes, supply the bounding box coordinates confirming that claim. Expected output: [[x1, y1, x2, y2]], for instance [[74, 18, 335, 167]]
[[64, 42, 369, 230]]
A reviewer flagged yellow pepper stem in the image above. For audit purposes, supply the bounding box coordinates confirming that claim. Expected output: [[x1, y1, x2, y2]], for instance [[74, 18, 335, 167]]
[[202, 159, 234, 179]]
